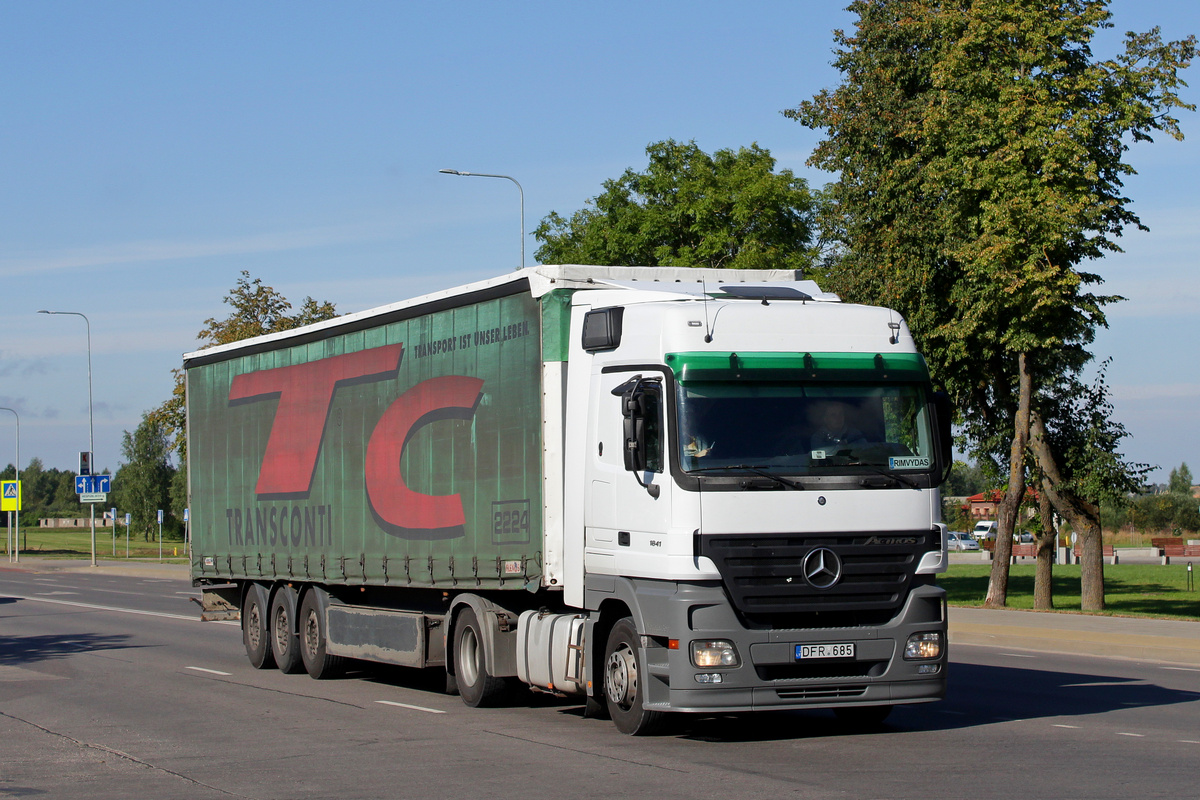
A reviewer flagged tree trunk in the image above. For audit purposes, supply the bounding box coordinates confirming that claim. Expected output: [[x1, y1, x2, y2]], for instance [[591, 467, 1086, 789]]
[[1034, 472, 1055, 610], [1029, 410, 1105, 611], [986, 352, 1033, 608]]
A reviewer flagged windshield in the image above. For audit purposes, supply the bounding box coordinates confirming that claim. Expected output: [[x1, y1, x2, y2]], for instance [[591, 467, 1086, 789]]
[[676, 381, 935, 477]]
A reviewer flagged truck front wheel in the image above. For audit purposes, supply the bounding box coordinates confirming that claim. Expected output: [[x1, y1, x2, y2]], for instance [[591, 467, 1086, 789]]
[[242, 588, 275, 670], [453, 608, 507, 707], [603, 617, 664, 735]]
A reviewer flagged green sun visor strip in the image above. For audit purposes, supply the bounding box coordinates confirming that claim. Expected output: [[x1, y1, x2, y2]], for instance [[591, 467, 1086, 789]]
[[665, 351, 930, 383]]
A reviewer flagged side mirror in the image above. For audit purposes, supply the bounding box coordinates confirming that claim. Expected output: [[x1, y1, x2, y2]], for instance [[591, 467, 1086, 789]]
[[621, 388, 650, 473], [932, 390, 953, 478]]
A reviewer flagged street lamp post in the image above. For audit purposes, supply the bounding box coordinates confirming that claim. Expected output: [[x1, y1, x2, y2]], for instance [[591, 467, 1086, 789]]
[[37, 310, 97, 567], [439, 169, 525, 268], [0, 407, 18, 563]]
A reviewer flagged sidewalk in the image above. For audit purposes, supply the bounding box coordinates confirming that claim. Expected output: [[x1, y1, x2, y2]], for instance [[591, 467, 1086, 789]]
[[948, 605, 1200, 666], [0, 556, 189, 581]]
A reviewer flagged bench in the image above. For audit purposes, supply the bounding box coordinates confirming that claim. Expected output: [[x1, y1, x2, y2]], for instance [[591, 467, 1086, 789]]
[[1010, 543, 1038, 562], [1151, 540, 1200, 564], [1072, 544, 1119, 565]]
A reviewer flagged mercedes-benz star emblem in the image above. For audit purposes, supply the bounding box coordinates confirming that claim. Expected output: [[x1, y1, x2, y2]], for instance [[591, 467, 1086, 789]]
[[802, 547, 842, 589]]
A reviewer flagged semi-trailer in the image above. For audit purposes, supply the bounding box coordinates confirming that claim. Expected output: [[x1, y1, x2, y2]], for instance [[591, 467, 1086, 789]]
[[188, 264, 952, 734]]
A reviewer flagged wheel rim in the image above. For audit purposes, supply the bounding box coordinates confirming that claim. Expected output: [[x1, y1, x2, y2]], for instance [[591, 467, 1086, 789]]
[[273, 607, 290, 655], [459, 625, 481, 687], [246, 603, 263, 650], [303, 608, 320, 658], [606, 642, 637, 710]]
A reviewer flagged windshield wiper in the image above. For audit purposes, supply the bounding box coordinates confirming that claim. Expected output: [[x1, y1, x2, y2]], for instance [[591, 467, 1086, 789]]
[[857, 465, 920, 489], [690, 464, 805, 490]]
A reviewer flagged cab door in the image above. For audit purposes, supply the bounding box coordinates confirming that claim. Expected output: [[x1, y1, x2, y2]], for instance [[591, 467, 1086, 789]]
[[584, 369, 672, 580]]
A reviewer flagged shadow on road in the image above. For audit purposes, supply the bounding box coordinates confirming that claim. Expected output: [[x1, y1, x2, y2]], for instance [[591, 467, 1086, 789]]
[[0, 632, 138, 666]]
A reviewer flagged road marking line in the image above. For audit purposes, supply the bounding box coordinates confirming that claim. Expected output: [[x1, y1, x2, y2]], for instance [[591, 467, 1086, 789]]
[[0, 593, 239, 625], [1178, 740, 1200, 745], [185, 666, 231, 676], [1052, 724, 1080, 729], [1163, 667, 1200, 673], [1116, 732, 1145, 737], [1000, 653, 1036, 658], [1061, 681, 1146, 688], [375, 700, 446, 715]]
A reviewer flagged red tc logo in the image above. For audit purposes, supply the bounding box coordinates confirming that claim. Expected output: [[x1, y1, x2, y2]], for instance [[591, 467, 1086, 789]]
[[228, 344, 482, 537]]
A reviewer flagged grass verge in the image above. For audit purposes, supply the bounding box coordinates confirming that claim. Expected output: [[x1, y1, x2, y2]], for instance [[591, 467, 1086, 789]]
[[941, 563, 1200, 620], [3, 527, 187, 562]]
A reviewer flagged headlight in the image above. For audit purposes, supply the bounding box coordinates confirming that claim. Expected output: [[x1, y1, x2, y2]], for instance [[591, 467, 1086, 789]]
[[691, 640, 740, 668], [904, 632, 943, 660]]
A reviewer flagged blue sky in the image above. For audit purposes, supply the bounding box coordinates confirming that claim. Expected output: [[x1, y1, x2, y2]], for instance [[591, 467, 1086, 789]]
[[1, 1, 1196, 483]]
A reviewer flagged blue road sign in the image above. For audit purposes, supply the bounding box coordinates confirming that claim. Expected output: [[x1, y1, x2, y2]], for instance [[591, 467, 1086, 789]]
[[75, 475, 111, 494]]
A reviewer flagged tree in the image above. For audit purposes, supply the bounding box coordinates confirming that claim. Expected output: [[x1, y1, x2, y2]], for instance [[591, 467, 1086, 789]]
[[148, 272, 338, 459], [534, 140, 817, 271], [791, 0, 1194, 607], [1168, 463, 1194, 495], [1029, 365, 1150, 609], [113, 413, 175, 541]]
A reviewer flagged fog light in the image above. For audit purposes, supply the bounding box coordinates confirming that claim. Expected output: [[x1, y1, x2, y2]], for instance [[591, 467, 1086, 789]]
[[917, 664, 941, 674], [691, 640, 740, 668], [904, 632, 943, 660], [695, 673, 724, 684]]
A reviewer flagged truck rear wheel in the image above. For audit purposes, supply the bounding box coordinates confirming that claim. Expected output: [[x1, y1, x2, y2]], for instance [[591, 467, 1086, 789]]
[[453, 608, 507, 707], [242, 588, 275, 670], [298, 590, 345, 680], [603, 617, 665, 735], [270, 588, 304, 674]]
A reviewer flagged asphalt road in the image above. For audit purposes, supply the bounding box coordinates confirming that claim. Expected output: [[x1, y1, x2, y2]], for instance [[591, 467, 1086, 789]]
[[1, 567, 1198, 800]]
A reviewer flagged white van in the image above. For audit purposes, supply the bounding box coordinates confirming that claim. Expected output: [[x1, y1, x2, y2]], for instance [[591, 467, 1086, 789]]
[[972, 520, 998, 541]]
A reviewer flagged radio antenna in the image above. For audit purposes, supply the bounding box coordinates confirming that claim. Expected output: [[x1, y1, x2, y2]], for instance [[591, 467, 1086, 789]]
[[702, 278, 713, 343]]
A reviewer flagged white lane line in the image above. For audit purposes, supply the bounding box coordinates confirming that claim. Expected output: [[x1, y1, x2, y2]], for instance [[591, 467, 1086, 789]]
[[1, 593, 239, 625], [185, 666, 231, 676], [1163, 667, 1200, 673], [1052, 724, 1080, 729], [1179, 740, 1200, 745], [34, 591, 81, 596], [375, 700, 446, 715], [1000, 653, 1037, 658], [1061, 681, 1146, 688], [1116, 732, 1145, 737]]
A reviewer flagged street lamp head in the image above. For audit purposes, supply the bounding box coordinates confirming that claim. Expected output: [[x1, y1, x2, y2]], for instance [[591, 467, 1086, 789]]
[[37, 309, 51, 314], [439, 169, 463, 175]]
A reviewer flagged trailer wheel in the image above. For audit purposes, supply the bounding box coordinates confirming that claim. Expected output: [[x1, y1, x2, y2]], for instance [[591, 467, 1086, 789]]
[[453, 608, 507, 707], [298, 590, 345, 680], [270, 588, 304, 674], [242, 588, 275, 670], [603, 617, 664, 735]]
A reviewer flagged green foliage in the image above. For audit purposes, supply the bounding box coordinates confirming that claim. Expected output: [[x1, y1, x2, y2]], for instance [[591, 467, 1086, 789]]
[[148, 271, 338, 458], [944, 459, 991, 497], [1168, 462, 1194, 495], [791, 0, 1194, 429], [534, 140, 817, 270], [1037, 362, 1151, 507], [1107, 492, 1200, 534], [112, 413, 175, 541]]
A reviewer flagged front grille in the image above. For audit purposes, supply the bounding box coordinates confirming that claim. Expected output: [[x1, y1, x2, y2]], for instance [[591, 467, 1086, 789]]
[[756, 661, 887, 681], [697, 529, 936, 628], [775, 685, 868, 700]]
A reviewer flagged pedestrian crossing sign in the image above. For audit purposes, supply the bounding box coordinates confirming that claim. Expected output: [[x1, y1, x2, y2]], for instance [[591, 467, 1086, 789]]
[[1, 480, 20, 512]]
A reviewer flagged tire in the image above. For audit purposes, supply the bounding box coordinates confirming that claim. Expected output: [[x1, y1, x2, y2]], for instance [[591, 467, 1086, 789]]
[[270, 588, 304, 675], [242, 587, 275, 670], [453, 608, 508, 708], [834, 705, 893, 728], [603, 617, 665, 735], [298, 590, 345, 680]]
